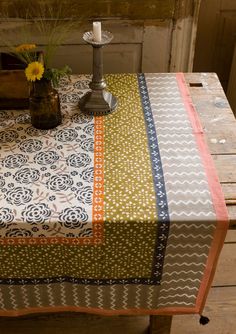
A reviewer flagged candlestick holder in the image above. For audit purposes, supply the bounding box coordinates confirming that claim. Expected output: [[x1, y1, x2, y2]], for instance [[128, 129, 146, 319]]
[[79, 31, 118, 116]]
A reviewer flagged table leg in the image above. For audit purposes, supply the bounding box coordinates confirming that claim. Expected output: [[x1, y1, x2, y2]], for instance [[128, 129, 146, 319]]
[[149, 315, 172, 334]]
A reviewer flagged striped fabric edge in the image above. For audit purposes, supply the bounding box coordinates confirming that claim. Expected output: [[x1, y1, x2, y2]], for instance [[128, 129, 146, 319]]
[[175, 72, 229, 314], [0, 304, 199, 317]]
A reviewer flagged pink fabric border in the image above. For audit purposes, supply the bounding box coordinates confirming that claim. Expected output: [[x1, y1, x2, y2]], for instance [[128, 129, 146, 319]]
[[176, 72, 229, 314], [0, 305, 198, 317]]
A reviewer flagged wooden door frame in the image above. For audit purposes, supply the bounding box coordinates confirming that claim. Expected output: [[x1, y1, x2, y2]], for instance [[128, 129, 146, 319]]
[[170, 0, 202, 72]]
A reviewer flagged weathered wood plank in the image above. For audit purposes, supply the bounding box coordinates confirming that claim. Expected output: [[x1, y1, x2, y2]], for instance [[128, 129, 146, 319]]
[[212, 243, 236, 286], [212, 155, 236, 183], [0, 0, 176, 20], [185, 72, 236, 227], [225, 229, 236, 242], [172, 287, 236, 334], [149, 315, 172, 334], [226, 206, 236, 228], [0, 313, 149, 333]]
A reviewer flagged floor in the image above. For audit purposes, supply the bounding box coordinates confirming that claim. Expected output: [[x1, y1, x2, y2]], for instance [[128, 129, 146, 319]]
[[0, 230, 235, 334]]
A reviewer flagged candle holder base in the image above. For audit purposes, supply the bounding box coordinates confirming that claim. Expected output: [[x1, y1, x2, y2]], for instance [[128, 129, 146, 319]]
[[79, 90, 117, 116]]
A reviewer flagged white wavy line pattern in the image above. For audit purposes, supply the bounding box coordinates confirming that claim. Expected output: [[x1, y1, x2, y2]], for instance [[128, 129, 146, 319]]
[[158, 301, 195, 307], [47, 284, 55, 307], [20, 285, 30, 308], [160, 286, 198, 292], [171, 223, 215, 229], [0, 288, 6, 310], [135, 285, 141, 308], [60, 283, 67, 306], [9, 286, 18, 310], [84, 286, 91, 308], [146, 286, 154, 309], [98, 286, 104, 309], [110, 286, 116, 310], [72, 284, 79, 306], [122, 285, 128, 309], [165, 253, 208, 259], [34, 285, 43, 307]]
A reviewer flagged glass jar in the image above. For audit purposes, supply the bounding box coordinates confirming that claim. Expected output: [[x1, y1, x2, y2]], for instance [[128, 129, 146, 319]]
[[29, 79, 62, 130]]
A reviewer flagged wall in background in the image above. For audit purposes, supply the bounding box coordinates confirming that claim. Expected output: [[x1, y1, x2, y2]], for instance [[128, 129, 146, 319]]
[[0, 0, 201, 74], [194, 0, 236, 93]]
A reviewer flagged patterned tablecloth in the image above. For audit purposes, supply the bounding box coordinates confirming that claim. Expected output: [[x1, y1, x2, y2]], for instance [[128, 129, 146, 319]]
[[0, 73, 228, 316]]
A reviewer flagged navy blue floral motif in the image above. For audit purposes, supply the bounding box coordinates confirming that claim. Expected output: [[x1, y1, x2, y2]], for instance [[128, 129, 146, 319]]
[[22, 203, 51, 223], [83, 124, 94, 136], [14, 168, 40, 184], [80, 167, 94, 183], [0, 208, 14, 227], [19, 139, 43, 153], [46, 174, 74, 191], [71, 112, 92, 124], [55, 128, 78, 142], [61, 93, 80, 103], [26, 127, 48, 136], [76, 185, 93, 205], [0, 130, 19, 143], [66, 233, 75, 237], [78, 228, 93, 237], [34, 151, 59, 165], [16, 113, 31, 124], [0, 176, 5, 188], [59, 206, 88, 229], [58, 77, 70, 88], [80, 138, 94, 152], [73, 80, 90, 90], [0, 111, 10, 120], [66, 153, 91, 168], [5, 187, 33, 206], [6, 228, 33, 237], [2, 154, 28, 169]]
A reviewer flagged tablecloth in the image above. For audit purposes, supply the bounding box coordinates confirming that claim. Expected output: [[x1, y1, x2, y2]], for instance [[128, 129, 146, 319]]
[[0, 73, 229, 316]]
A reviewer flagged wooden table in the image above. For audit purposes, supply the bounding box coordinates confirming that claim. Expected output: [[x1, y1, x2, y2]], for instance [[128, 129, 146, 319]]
[[150, 72, 235, 334]]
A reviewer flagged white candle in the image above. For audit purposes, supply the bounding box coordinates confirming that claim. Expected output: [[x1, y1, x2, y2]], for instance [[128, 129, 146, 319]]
[[93, 21, 102, 42]]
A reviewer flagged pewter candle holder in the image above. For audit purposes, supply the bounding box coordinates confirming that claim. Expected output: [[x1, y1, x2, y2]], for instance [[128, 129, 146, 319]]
[[79, 30, 118, 116]]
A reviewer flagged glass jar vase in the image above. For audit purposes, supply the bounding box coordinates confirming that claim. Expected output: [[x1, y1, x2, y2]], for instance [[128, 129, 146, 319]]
[[29, 79, 62, 130]]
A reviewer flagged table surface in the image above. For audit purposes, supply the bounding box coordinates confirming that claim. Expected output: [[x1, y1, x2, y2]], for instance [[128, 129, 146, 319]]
[[183, 72, 236, 229]]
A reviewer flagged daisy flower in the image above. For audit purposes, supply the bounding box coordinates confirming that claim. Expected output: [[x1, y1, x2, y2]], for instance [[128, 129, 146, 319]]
[[25, 62, 44, 82], [15, 44, 36, 53]]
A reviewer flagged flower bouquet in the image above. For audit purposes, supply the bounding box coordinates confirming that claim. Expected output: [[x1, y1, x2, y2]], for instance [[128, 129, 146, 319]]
[[0, 2, 76, 129]]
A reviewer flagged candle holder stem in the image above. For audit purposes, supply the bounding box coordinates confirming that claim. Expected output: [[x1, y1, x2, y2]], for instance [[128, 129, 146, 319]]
[[90, 45, 106, 90], [79, 31, 118, 116]]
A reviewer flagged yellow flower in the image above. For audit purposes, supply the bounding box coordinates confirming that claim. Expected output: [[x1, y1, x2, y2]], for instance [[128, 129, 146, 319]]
[[15, 44, 36, 53], [25, 62, 44, 82]]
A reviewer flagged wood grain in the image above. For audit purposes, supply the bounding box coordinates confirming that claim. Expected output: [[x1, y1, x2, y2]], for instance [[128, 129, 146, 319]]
[[149, 315, 172, 334], [185, 72, 236, 228], [0, 70, 29, 109]]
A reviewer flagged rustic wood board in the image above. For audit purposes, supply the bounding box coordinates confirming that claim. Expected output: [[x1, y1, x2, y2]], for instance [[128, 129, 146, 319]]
[[0, 70, 29, 109], [172, 287, 236, 334], [212, 243, 236, 286], [185, 72, 236, 228]]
